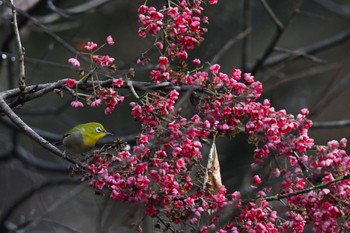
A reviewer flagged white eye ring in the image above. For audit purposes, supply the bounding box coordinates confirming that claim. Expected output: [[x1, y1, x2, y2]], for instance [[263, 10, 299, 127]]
[[96, 127, 102, 133]]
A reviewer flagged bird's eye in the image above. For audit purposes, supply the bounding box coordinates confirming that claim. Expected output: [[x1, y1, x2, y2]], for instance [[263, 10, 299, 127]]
[[95, 127, 102, 133]]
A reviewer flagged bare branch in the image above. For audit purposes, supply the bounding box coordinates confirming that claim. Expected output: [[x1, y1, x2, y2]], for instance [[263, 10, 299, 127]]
[[9, 0, 26, 92], [263, 62, 340, 92], [264, 173, 350, 201], [0, 95, 69, 161], [210, 28, 251, 66], [274, 47, 327, 64], [312, 0, 350, 19], [250, 1, 301, 75], [39, 0, 115, 24], [259, 0, 284, 30], [15, 146, 69, 173], [312, 119, 350, 129], [254, 28, 350, 69], [310, 72, 350, 117]]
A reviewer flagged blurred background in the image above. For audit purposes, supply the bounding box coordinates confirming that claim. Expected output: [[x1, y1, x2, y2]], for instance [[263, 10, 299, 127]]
[[0, 0, 350, 232]]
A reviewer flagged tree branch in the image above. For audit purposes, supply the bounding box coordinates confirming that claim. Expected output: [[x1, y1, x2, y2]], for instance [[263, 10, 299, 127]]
[[0, 95, 70, 162], [250, 1, 301, 75], [9, 0, 26, 92], [264, 173, 350, 201], [253, 28, 350, 70]]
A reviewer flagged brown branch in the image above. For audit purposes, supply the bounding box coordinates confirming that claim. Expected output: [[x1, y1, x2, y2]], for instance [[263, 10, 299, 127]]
[[254, 28, 350, 70], [263, 62, 339, 93], [259, 0, 284, 30], [312, 0, 350, 19], [39, 0, 115, 24], [15, 146, 69, 173], [210, 28, 251, 67], [250, 1, 301, 75], [310, 72, 350, 117], [264, 173, 350, 201], [274, 47, 327, 64], [312, 119, 350, 129], [0, 95, 70, 162]]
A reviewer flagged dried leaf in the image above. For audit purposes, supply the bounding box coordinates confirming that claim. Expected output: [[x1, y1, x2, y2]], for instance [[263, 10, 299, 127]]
[[53, 88, 63, 98], [203, 140, 222, 194]]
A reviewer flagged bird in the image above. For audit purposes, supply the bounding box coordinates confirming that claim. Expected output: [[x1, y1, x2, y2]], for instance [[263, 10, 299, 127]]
[[62, 122, 112, 155]]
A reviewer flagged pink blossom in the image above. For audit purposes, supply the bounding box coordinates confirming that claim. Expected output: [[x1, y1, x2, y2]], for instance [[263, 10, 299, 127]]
[[138, 28, 146, 38], [113, 78, 124, 87], [192, 58, 201, 66], [155, 41, 163, 50], [177, 50, 188, 60], [145, 205, 157, 216], [106, 35, 115, 45], [158, 56, 169, 65], [68, 58, 80, 67], [104, 106, 113, 115], [70, 100, 84, 108], [84, 41, 98, 51], [91, 99, 102, 108], [272, 168, 281, 177], [210, 64, 220, 74], [93, 55, 115, 66], [244, 73, 254, 83], [184, 197, 195, 207], [231, 191, 240, 200], [65, 78, 76, 88], [253, 175, 262, 184], [138, 5, 148, 14], [231, 68, 241, 80]]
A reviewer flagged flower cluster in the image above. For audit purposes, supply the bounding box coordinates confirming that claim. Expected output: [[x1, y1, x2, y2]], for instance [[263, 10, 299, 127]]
[[92, 85, 125, 115], [138, 0, 215, 84], [67, 35, 116, 68], [67, 0, 350, 232], [65, 36, 124, 114], [138, 1, 208, 59]]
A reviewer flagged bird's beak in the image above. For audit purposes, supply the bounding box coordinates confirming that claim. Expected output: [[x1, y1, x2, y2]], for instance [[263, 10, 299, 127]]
[[105, 131, 113, 136]]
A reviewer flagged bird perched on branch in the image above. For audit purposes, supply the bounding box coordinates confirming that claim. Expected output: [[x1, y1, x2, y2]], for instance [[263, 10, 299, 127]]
[[63, 122, 112, 154]]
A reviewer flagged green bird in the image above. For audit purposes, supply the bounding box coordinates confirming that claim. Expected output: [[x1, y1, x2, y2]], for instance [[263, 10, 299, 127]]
[[63, 122, 112, 154]]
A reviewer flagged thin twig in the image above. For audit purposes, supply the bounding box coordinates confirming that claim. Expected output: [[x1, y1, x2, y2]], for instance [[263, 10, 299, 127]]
[[312, 0, 350, 19], [250, 1, 301, 75], [274, 47, 327, 64], [264, 173, 350, 201], [1, 0, 80, 58], [263, 62, 339, 93], [210, 28, 251, 66], [9, 0, 26, 92], [310, 72, 350, 117], [260, 0, 284, 30], [312, 119, 350, 129], [252, 28, 350, 70], [38, 0, 115, 24]]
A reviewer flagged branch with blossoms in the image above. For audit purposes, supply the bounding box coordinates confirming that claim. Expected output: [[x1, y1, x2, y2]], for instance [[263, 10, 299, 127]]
[[3, 0, 350, 232], [58, 0, 350, 232]]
